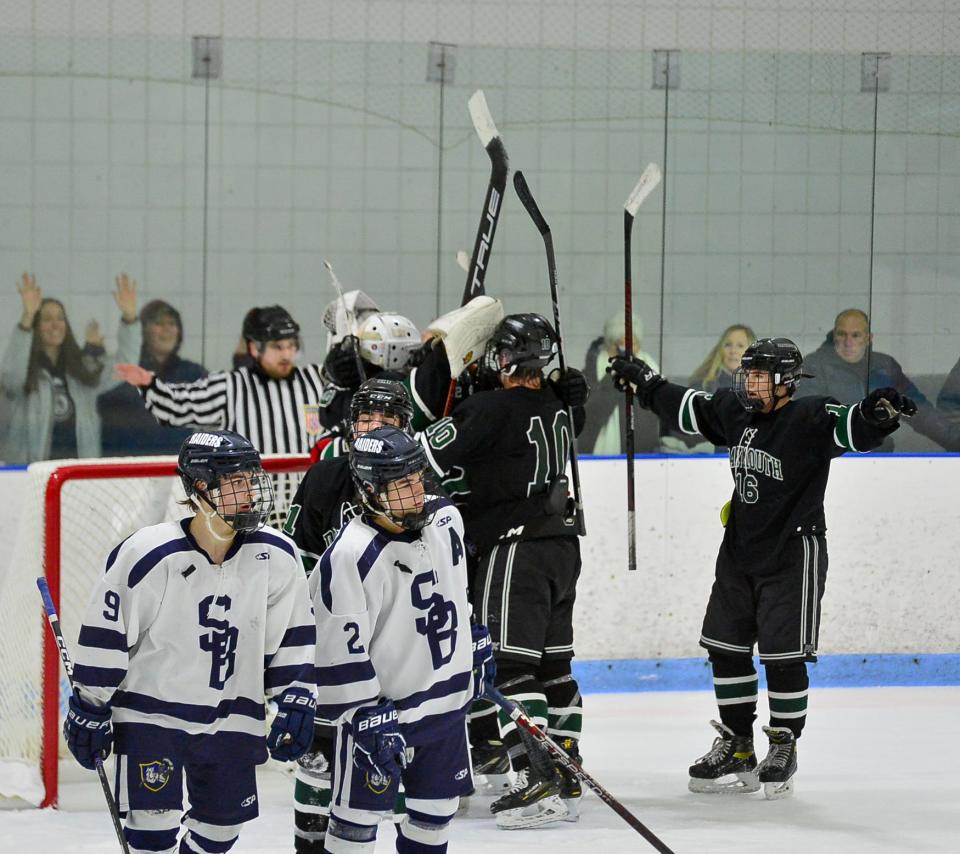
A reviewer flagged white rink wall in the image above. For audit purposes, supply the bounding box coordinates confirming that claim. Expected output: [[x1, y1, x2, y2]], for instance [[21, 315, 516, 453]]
[[2, 455, 958, 660]]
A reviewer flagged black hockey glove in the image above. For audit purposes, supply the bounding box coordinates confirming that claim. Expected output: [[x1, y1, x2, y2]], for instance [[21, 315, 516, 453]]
[[471, 622, 496, 700], [323, 336, 365, 390], [548, 367, 590, 408], [63, 691, 112, 770], [860, 386, 917, 426], [268, 689, 317, 762], [606, 355, 666, 408], [351, 700, 408, 779]]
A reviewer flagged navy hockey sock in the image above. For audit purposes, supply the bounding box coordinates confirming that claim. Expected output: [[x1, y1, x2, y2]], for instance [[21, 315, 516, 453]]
[[765, 661, 809, 739], [709, 653, 757, 738]]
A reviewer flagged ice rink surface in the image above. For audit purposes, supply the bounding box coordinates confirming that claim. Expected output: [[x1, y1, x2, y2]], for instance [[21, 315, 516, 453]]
[[2, 686, 957, 854]]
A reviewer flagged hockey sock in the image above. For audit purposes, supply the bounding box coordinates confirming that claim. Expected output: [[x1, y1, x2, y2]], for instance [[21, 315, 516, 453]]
[[467, 698, 500, 744], [765, 661, 809, 738], [709, 652, 758, 738], [294, 728, 334, 853], [495, 664, 548, 772], [538, 658, 582, 745]]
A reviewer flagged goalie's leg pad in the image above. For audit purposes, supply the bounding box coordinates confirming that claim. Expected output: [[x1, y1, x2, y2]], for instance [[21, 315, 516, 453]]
[[396, 797, 457, 852], [124, 809, 179, 854]]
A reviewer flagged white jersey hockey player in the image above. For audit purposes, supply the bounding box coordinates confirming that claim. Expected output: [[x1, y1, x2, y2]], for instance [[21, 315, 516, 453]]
[[310, 426, 476, 854], [65, 430, 317, 854]]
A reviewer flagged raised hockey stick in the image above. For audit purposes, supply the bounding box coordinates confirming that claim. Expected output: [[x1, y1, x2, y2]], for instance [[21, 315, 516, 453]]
[[484, 684, 675, 853], [36, 577, 131, 854], [323, 258, 366, 384], [442, 90, 509, 416], [512, 169, 586, 536], [622, 164, 663, 572]]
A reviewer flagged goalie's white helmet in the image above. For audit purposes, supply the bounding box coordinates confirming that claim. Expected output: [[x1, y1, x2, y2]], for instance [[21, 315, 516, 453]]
[[357, 312, 420, 371]]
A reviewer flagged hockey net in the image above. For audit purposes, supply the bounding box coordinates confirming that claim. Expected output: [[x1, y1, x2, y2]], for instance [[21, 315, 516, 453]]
[[0, 455, 310, 808]]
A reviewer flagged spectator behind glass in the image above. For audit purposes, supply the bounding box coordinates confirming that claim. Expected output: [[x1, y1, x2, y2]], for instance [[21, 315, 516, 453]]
[[0, 272, 140, 463], [97, 299, 207, 456], [580, 310, 662, 454], [661, 323, 758, 455], [798, 308, 960, 451], [936, 356, 960, 421], [690, 324, 756, 392]]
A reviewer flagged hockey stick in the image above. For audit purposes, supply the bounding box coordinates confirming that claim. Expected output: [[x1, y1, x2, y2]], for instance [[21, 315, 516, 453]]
[[36, 577, 131, 854], [512, 169, 586, 536], [442, 90, 509, 417], [323, 259, 366, 385], [622, 164, 662, 572], [484, 684, 675, 853]]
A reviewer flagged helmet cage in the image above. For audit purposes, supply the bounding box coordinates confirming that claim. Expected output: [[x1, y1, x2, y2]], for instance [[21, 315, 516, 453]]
[[182, 464, 275, 534], [350, 433, 437, 532], [733, 338, 803, 411], [350, 381, 414, 436]]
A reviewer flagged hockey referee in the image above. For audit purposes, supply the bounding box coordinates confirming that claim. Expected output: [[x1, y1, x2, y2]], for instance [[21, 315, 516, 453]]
[[114, 305, 326, 456]]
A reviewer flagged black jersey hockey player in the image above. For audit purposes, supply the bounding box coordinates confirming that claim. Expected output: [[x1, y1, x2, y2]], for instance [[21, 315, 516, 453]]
[[284, 378, 413, 853], [609, 338, 917, 799], [420, 313, 587, 829]]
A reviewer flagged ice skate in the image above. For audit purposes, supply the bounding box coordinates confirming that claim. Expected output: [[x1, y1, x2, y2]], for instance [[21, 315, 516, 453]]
[[471, 738, 513, 794], [490, 766, 568, 828], [758, 726, 797, 800], [688, 720, 760, 794]]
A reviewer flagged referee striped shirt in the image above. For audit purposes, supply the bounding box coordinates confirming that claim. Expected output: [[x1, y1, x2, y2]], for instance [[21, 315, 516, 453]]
[[141, 364, 326, 454]]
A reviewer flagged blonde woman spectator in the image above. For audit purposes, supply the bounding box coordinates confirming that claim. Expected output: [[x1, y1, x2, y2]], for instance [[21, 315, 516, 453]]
[[690, 324, 756, 392], [1, 272, 139, 463]]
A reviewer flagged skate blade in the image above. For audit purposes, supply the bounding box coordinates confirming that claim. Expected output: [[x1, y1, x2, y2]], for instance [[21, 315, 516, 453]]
[[496, 795, 569, 829], [763, 778, 794, 800], [475, 772, 513, 795], [688, 771, 760, 795], [561, 796, 581, 822]]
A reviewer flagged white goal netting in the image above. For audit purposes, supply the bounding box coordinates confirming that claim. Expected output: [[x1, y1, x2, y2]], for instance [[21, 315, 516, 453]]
[[0, 455, 307, 806]]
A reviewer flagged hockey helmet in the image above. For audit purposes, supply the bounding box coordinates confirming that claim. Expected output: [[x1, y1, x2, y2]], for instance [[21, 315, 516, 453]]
[[350, 426, 435, 532], [484, 313, 559, 377], [242, 305, 301, 346], [177, 430, 275, 533], [734, 337, 805, 411], [356, 312, 420, 371], [350, 378, 414, 434]]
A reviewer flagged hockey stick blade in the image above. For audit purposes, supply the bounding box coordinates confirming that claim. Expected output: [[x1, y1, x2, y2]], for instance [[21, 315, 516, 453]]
[[484, 685, 675, 853], [624, 163, 662, 217], [468, 89, 500, 148], [37, 577, 131, 852], [513, 170, 550, 237]]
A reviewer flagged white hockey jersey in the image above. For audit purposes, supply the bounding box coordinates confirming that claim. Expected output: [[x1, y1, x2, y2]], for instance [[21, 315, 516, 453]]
[[73, 519, 316, 761], [310, 496, 473, 745]]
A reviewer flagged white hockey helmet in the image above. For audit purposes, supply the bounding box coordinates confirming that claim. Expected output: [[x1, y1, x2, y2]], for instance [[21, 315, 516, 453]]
[[357, 312, 420, 371], [322, 289, 381, 349]]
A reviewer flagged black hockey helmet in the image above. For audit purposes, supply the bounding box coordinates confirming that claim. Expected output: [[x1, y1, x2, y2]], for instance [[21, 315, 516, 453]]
[[242, 305, 301, 346], [350, 425, 435, 532], [350, 377, 414, 433], [734, 337, 806, 411], [177, 430, 274, 533], [484, 313, 559, 377]]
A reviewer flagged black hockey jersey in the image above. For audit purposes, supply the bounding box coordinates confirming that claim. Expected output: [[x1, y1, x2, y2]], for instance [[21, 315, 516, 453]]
[[650, 384, 899, 573], [420, 385, 584, 554], [284, 455, 361, 575]]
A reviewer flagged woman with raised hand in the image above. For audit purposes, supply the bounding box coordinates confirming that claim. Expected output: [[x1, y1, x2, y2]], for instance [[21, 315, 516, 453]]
[[1, 272, 140, 463]]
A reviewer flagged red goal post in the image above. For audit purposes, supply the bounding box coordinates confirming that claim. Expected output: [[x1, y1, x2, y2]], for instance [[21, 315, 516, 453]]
[[0, 454, 310, 808]]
